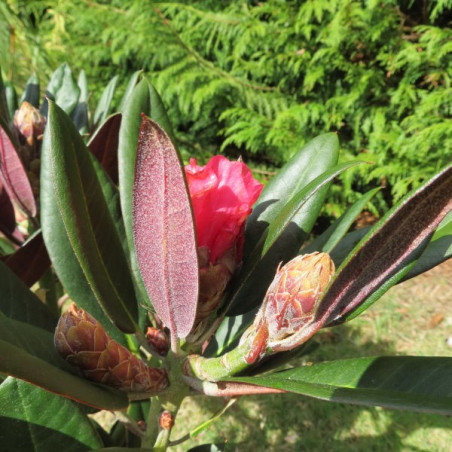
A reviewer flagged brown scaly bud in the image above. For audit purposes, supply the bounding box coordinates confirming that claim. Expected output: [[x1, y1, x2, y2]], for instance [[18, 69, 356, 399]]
[[54, 303, 168, 394], [245, 252, 335, 363], [146, 327, 169, 356], [13, 101, 46, 146], [159, 410, 175, 430]]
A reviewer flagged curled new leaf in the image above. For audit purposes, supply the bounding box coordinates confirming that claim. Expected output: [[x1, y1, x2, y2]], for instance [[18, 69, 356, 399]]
[[133, 116, 199, 341]]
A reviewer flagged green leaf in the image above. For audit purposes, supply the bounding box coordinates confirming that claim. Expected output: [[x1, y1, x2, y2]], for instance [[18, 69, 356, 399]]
[[0, 377, 103, 451], [42, 63, 80, 116], [227, 160, 361, 315], [229, 356, 452, 415], [119, 70, 143, 111], [0, 69, 10, 123], [118, 79, 174, 307], [20, 73, 40, 108], [0, 260, 55, 331], [320, 164, 452, 327], [303, 187, 381, 254], [93, 75, 119, 127], [71, 70, 89, 135], [4, 81, 17, 119], [41, 100, 138, 334], [0, 340, 128, 410]]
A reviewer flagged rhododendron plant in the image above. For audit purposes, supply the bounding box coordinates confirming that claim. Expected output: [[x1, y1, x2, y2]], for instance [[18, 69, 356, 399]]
[[0, 74, 451, 452]]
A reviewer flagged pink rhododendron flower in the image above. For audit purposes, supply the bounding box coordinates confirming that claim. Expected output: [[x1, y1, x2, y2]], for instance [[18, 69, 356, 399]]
[[185, 155, 263, 330], [185, 155, 263, 265]]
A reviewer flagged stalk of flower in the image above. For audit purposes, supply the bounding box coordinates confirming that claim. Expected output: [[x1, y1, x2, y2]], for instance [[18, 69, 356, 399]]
[[185, 252, 335, 381], [184, 155, 263, 341], [54, 303, 168, 394]]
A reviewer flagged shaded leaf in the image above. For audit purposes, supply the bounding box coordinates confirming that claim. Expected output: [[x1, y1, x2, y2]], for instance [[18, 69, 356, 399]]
[[0, 177, 24, 244], [4, 81, 17, 119], [303, 187, 381, 254], [0, 260, 55, 331], [88, 113, 121, 184], [1, 231, 50, 287], [133, 117, 198, 339], [0, 117, 36, 216], [229, 356, 452, 415], [41, 100, 138, 334], [93, 75, 119, 127], [0, 377, 103, 451], [20, 73, 40, 108], [0, 69, 10, 123]]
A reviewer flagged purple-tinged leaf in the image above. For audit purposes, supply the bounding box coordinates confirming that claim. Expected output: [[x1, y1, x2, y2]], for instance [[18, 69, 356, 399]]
[[0, 121, 36, 217], [319, 164, 452, 326], [1, 232, 50, 287], [88, 113, 121, 184], [133, 116, 198, 340]]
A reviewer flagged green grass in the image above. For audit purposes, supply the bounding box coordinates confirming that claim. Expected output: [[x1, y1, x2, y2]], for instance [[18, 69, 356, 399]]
[[171, 261, 452, 451]]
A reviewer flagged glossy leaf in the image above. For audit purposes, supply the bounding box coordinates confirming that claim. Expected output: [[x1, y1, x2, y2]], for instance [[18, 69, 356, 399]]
[[330, 226, 370, 266], [42, 63, 80, 116], [133, 117, 198, 339], [0, 260, 55, 331], [41, 100, 138, 334], [88, 113, 121, 184], [0, 378, 103, 451], [20, 73, 40, 108], [93, 75, 118, 127], [0, 118, 37, 216], [1, 231, 50, 287], [4, 81, 17, 119], [227, 160, 361, 315], [119, 70, 143, 111], [303, 187, 380, 254], [71, 70, 89, 135], [118, 79, 174, 306], [229, 356, 452, 415], [319, 164, 452, 327], [0, 339, 128, 410]]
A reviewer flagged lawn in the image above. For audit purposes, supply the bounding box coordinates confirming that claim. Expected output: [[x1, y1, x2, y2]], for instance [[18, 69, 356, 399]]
[[172, 260, 452, 451]]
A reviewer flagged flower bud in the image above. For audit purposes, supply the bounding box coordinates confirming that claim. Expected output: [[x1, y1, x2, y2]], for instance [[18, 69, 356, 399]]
[[54, 303, 168, 394], [246, 252, 335, 363], [13, 101, 46, 146], [146, 326, 169, 356], [159, 410, 175, 430]]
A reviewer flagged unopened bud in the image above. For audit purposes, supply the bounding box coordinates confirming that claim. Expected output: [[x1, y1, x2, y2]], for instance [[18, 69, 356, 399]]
[[246, 252, 335, 363], [159, 410, 175, 430], [54, 303, 168, 394], [13, 101, 46, 146], [146, 327, 169, 356]]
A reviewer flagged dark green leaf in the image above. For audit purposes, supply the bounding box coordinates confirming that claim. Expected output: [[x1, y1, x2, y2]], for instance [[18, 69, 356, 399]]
[[41, 100, 138, 334], [0, 69, 10, 123], [303, 187, 380, 254], [4, 81, 17, 119], [119, 70, 143, 111], [0, 377, 103, 451], [20, 73, 40, 108], [229, 356, 452, 415], [0, 340, 128, 410], [227, 160, 361, 315], [93, 75, 118, 127]]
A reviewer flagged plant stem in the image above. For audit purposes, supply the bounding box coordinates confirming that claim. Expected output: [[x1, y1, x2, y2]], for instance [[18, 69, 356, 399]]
[[141, 397, 162, 448]]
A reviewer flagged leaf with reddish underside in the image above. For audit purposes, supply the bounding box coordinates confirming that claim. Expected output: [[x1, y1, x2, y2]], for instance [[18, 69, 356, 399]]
[[1, 231, 50, 287], [133, 116, 198, 340], [317, 164, 452, 327], [88, 113, 121, 184], [0, 120, 36, 217]]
